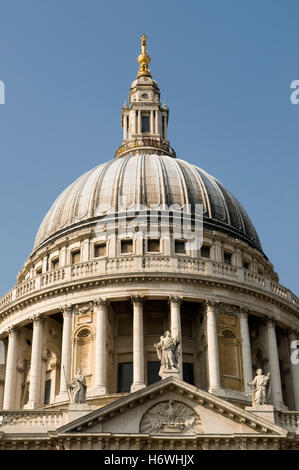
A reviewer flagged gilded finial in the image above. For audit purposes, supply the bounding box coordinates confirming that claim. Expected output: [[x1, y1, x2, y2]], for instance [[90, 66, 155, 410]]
[[137, 35, 152, 78]]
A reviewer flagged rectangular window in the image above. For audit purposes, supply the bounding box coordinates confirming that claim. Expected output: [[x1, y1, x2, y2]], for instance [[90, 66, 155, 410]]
[[183, 363, 194, 385], [242, 260, 250, 270], [44, 379, 51, 405], [175, 240, 186, 254], [94, 243, 106, 258], [71, 250, 81, 264], [224, 252, 232, 265], [121, 240, 133, 254], [117, 362, 133, 393], [51, 258, 59, 270], [147, 361, 161, 385], [141, 114, 150, 133], [147, 239, 160, 252], [200, 245, 210, 258]]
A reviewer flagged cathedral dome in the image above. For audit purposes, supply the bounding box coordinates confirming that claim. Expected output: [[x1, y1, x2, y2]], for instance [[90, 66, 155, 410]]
[[33, 153, 262, 253]]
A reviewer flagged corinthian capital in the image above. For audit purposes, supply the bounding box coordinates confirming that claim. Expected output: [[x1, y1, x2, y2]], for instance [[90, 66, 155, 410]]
[[169, 296, 182, 305], [266, 316, 279, 327], [5, 325, 17, 336], [60, 304, 73, 316], [30, 313, 44, 323], [206, 298, 218, 309], [94, 297, 108, 307], [131, 295, 144, 305], [238, 305, 251, 315]]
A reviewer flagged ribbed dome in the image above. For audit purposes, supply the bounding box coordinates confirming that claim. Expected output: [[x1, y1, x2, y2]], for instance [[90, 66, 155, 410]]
[[33, 154, 262, 253]]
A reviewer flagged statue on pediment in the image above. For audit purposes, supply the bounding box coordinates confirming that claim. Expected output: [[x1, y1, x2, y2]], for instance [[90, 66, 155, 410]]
[[154, 331, 180, 378], [248, 369, 271, 406], [68, 368, 87, 404]]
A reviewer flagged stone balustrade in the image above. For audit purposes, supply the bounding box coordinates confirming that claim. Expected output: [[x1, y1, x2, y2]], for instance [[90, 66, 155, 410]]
[[212, 262, 238, 278], [243, 271, 265, 288], [277, 412, 299, 433], [0, 289, 14, 309], [40, 268, 66, 288], [16, 279, 36, 299], [0, 255, 297, 315], [0, 410, 66, 432], [271, 282, 288, 300]]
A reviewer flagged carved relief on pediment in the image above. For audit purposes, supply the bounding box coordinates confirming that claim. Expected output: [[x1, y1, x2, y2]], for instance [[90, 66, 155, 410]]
[[140, 400, 204, 435]]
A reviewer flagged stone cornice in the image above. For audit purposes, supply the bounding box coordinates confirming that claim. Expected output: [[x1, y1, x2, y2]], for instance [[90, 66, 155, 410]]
[[0, 272, 298, 333]]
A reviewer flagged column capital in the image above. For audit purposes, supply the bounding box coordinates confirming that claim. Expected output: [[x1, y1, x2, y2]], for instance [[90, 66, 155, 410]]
[[30, 313, 44, 324], [60, 304, 73, 316], [5, 325, 18, 336], [238, 306, 251, 316], [206, 298, 219, 309], [131, 295, 144, 305], [288, 329, 299, 341], [265, 316, 279, 327], [169, 296, 182, 305], [94, 297, 108, 307]]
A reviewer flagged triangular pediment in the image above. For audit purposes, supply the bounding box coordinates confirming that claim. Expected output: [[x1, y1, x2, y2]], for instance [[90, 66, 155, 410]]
[[56, 378, 287, 437]]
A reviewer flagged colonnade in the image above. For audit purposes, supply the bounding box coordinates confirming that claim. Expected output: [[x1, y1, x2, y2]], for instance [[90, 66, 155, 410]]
[[2, 297, 299, 410]]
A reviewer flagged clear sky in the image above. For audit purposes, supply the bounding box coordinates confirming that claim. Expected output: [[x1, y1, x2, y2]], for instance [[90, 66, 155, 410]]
[[0, 0, 298, 296]]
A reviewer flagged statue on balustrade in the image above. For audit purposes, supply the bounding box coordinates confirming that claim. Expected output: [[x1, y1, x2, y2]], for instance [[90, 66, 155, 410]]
[[154, 331, 180, 378], [248, 369, 271, 406], [68, 368, 87, 404]]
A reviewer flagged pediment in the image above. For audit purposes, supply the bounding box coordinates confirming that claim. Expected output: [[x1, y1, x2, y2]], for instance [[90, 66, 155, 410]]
[[57, 378, 287, 437]]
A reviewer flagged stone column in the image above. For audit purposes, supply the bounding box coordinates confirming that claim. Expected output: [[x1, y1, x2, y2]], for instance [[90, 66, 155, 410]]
[[60, 245, 67, 267], [289, 330, 299, 410], [169, 296, 183, 379], [24, 314, 44, 409], [206, 300, 222, 393], [56, 305, 73, 402], [131, 296, 145, 392], [42, 253, 48, 273], [266, 318, 284, 409], [123, 113, 128, 140], [94, 298, 108, 395], [163, 114, 168, 141], [138, 110, 142, 135], [3, 326, 18, 409], [82, 237, 90, 262], [150, 110, 154, 134], [239, 308, 253, 394]]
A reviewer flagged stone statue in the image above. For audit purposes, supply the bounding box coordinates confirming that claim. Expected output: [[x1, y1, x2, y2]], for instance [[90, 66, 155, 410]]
[[154, 331, 180, 378], [248, 369, 271, 406], [68, 368, 87, 404]]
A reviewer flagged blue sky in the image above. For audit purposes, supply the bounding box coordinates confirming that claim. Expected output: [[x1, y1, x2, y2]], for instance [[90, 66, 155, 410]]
[[0, 0, 298, 296]]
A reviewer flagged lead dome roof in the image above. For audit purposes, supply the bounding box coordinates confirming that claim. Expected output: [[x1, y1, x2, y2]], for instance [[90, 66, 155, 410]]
[[33, 153, 263, 254]]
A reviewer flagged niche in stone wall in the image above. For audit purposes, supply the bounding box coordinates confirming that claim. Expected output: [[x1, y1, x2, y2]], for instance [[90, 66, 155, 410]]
[[217, 313, 243, 392], [73, 327, 94, 389]]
